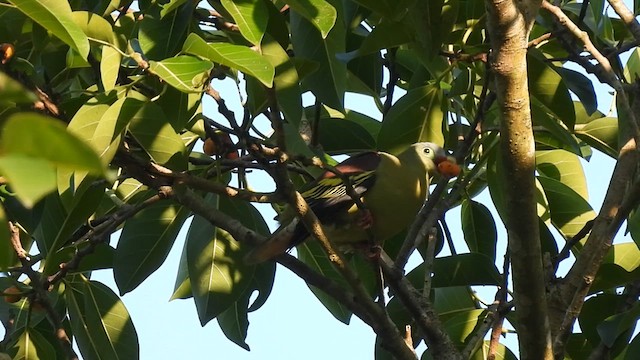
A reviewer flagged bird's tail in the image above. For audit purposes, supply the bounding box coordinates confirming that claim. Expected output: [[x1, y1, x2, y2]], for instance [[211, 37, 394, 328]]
[[244, 220, 298, 264]]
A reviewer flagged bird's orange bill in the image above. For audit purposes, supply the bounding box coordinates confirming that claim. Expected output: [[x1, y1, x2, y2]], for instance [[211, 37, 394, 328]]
[[437, 159, 461, 177]]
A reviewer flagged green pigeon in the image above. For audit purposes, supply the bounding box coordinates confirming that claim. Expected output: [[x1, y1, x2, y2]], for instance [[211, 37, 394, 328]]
[[245, 142, 459, 263]]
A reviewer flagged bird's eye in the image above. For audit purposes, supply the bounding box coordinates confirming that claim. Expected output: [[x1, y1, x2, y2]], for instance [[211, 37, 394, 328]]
[[423, 148, 431, 154]]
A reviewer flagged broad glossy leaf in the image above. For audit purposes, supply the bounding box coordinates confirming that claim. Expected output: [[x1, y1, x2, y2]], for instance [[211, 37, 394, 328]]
[[624, 48, 640, 83], [182, 33, 274, 87], [290, 9, 346, 110], [602, 242, 640, 272], [100, 46, 121, 91], [187, 195, 268, 325], [580, 294, 633, 356], [66, 277, 139, 360], [285, 0, 337, 38], [378, 84, 445, 154], [11, 328, 55, 360], [127, 100, 187, 168], [528, 53, 576, 129], [149, 55, 212, 93], [597, 304, 640, 348], [433, 286, 478, 319], [0, 156, 56, 207], [297, 241, 352, 324], [554, 67, 597, 115], [626, 332, 640, 360], [408, 253, 502, 288], [221, 0, 267, 46], [531, 98, 582, 156], [536, 150, 588, 201], [2, 113, 104, 175], [71, 11, 118, 46], [318, 118, 377, 154], [442, 308, 486, 344], [575, 117, 618, 158], [114, 202, 190, 294], [9, 0, 90, 59], [171, 238, 192, 300], [217, 293, 251, 350], [461, 199, 497, 261], [260, 34, 303, 124], [538, 176, 595, 239], [156, 86, 202, 131], [139, 4, 193, 59]]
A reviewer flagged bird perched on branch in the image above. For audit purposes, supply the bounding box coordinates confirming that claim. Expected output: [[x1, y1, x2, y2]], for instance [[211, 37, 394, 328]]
[[245, 142, 460, 264]]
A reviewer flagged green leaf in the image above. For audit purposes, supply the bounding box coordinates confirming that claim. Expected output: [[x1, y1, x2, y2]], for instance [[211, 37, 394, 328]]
[[461, 199, 497, 261], [408, 253, 502, 288], [8, 0, 90, 59], [597, 303, 640, 348], [378, 84, 445, 154], [221, 0, 268, 46], [260, 34, 303, 124], [0, 156, 56, 207], [536, 150, 589, 201], [114, 202, 190, 294], [156, 86, 202, 131], [100, 46, 121, 91], [290, 9, 346, 110], [297, 241, 353, 324], [0, 72, 37, 105], [285, 0, 337, 39], [318, 118, 377, 154], [170, 239, 192, 300], [127, 100, 187, 168], [217, 293, 251, 350], [67, 97, 130, 167], [442, 309, 486, 344], [528, 53, 576, 130], [186, 194, 266, 325], [139, 3, 193, 60], [575, 117, 618, 158], [149, 55, 212, 93], [554, 67, 597, 115], [2, 113, 104, 174], [602, 242, 640, 273], [71, 10, 118, 46], [538, 176, 595, 239], [625, 332, 640, 360], [182, 33, 274, 87], [624, 48, 640, 83], [12, 328, 56, 360], [433, 286, 477, 317], [66, 277, 139, 360]]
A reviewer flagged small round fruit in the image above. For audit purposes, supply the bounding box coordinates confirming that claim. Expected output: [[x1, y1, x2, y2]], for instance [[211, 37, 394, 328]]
[[203, 137, 218, 156], [3, 286, 22, 303], [1, 43, 14, 64]]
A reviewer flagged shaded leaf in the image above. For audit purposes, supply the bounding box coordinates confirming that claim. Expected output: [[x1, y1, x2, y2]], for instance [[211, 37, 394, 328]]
[[139, 4, 193, 59], [11, 328, 55, 360], [461, 199, 497, 261], [536, 149, 589, 201], [290, 9, 346, 110], [114, 202, 190, 294], [538, 176, 595, 239], [378, 84, 445, 154], [408, 253, 502, 288], [575, 117, 618, 158], [66, 277, 139, 360]]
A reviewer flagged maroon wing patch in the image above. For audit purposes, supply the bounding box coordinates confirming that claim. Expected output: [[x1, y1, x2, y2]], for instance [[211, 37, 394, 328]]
[[320, 152, 381, 179]]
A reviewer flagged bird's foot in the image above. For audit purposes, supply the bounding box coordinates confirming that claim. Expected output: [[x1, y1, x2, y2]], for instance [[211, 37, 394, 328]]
[[366, 244, 382, 261], [357, 209, 374, 229]]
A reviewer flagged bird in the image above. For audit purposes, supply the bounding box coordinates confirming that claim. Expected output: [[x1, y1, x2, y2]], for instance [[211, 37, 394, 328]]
[[245, 142, 460, 263]]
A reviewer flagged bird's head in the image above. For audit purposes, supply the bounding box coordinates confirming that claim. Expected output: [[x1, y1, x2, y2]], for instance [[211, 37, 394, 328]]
[[405, 142, 461, 178]]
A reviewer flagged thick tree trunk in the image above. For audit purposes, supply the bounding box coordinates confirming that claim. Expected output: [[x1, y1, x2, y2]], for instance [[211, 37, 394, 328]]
[[484, 1, 553, 359]]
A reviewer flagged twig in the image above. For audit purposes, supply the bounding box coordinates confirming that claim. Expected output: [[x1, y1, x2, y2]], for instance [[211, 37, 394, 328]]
[[607, 0, 640, 44]]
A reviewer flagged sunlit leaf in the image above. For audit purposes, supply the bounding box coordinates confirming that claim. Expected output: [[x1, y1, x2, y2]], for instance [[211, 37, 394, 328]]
[[182, 33, 274, 87], [149, 55, 212, 93], [221, 0, 267, 46], [8, 0, 90, 59], [285, 0, 337, 38]]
